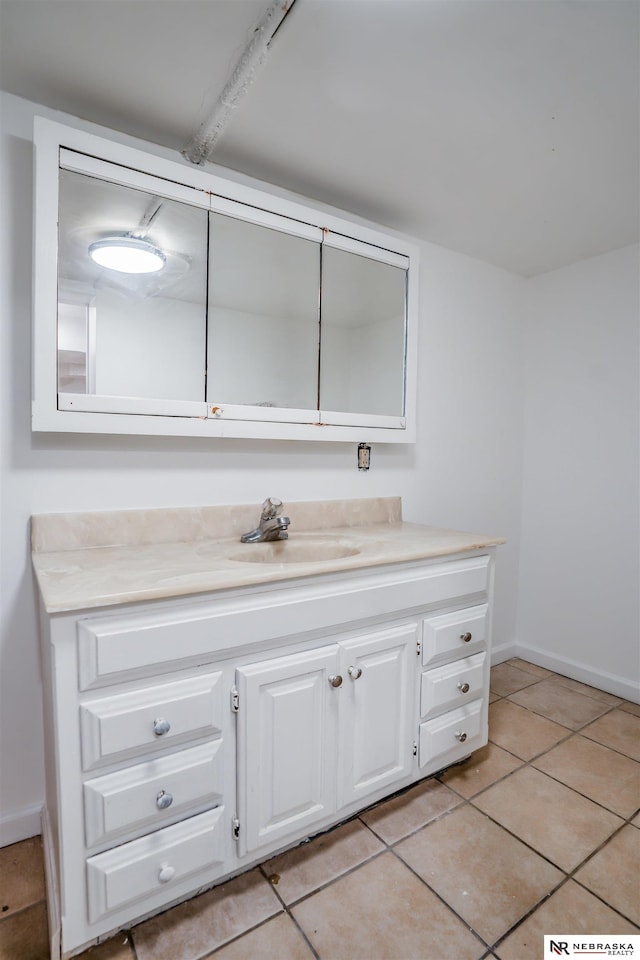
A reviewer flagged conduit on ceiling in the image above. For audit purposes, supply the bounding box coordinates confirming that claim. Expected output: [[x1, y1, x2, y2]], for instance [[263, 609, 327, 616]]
[[182, 0, 297, 166]]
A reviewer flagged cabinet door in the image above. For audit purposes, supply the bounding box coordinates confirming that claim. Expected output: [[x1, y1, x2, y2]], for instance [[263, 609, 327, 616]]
[[338, 623, 416, 809], [236, 646, 339, 856]]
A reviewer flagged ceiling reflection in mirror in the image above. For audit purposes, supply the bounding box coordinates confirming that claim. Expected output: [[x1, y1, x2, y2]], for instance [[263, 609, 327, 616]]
[[207, 213, 321, 410], [320, 246, 407, 417], [57, 170, 208, 401]]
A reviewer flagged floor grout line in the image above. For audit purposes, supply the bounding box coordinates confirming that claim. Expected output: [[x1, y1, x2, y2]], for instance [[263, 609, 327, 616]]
[[0, 897, 48, 924], [385, 841, 491, 957]]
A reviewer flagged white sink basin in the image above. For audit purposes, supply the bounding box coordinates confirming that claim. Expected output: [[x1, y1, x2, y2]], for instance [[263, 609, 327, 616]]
[[228, 538, 360, 565]]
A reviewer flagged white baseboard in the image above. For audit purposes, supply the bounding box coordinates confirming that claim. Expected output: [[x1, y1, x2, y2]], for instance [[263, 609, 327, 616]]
[[0, 803, 43, 847], [504, 643, 640, 703], [490, 640, 518, 665]]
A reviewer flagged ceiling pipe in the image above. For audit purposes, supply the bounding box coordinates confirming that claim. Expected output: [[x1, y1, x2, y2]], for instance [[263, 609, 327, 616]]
[[182, 0, 297, 166], [131, 197, 164, 239]]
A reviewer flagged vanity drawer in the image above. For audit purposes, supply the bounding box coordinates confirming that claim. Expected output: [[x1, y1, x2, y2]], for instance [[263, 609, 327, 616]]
[[76, 556, 491, 689], [86, 807, 225, 923], [418, 699, 484, 771], [420, 652, 486, 719], [422, 604, 487, 667], [83, 740, 223, 847], [80, 673, 223, 771]]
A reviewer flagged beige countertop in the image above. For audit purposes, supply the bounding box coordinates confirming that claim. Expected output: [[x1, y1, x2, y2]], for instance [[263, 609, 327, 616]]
[[31, 498, 505, 613]]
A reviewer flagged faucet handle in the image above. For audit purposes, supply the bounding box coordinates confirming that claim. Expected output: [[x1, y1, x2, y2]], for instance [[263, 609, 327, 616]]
[[261, 497, 282, 519]]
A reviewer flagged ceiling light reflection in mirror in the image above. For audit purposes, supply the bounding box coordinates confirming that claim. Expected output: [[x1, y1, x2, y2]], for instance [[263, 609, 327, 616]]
[[57, 169, 208, 402], [88, 236, 166, 274]]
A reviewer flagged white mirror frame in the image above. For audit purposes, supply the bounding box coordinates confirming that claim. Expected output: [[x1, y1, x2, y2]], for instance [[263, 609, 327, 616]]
[[32, 117, 419, 443]]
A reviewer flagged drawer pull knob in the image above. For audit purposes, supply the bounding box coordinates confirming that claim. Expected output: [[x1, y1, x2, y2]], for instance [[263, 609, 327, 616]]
[[156, 790, 173, 810], [460, 632, 472, 643], [158, 864, 175, 884], [153, 718, 171, 737], [457, 682, 470, 694], [455, 731, 468, 743], [328, 674, 343, 688], [348, 666, 362, 680]]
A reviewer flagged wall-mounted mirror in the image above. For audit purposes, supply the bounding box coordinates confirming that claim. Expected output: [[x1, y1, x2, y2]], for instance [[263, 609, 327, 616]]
[[34, 117, 418, 441]]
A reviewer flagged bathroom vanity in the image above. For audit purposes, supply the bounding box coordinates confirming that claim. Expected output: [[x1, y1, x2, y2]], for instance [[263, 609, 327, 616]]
[[32, 498, 504, 958]]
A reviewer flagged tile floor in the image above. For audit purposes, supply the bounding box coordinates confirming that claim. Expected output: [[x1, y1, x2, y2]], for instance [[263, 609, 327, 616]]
[[1, 658, 638, 960]]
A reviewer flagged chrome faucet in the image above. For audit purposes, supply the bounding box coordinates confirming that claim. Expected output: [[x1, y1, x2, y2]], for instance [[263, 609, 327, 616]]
[[241, 497, 290, 543]]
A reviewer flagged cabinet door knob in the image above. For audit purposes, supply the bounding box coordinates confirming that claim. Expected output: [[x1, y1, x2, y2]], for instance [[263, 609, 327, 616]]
[[153, 718, 171, 736], [455, 731, 468, 743], [158, 863, 175, 883], [328, 674, 343, 688], [347, 666, 362, 680], [156, 790, 173, 810], [457, 681, 470, 694], [460, 632, 472, 643]]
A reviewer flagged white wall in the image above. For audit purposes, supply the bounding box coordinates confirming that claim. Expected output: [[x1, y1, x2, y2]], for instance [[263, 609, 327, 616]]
[[97, 294, 205, 400], [209, 306, 318, 409], [517, 245, 640, 699], [414, 245, 525, 663], [0, 92, 526, 844]]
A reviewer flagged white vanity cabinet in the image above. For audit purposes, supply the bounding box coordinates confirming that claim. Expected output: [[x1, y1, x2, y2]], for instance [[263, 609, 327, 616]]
[[37, 548, 496, 959], [235, 621, 416, 856]]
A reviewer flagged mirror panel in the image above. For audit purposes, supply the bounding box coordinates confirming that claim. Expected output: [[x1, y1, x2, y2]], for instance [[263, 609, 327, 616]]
[[207, 213, 320, 410], [57, 169, 208, 402], [319, 246, 407, 417]]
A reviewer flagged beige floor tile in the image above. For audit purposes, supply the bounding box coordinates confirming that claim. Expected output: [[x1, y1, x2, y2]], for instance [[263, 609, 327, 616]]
[[395, 804, 562, 944], [508, 680, 611, 730], [292, 851, 485, 960], [633, 811, 640, 828], [0, 836, 46, 917], [78, 934, 136, 959], [490, 663, 539, 697], [360, 776, 462, 844], [532, 734, 640, 818], [438, 742, 523, 798], [489, 691, 501, 704], [472, 766, 623, 871], [581, 709, 640, 761], [132, 869, 282, 960], [495, 880, 640, 960], [548, 674, 623, 706], [261, 819, 384, 904], [508, 659, 554, 679], [488, 699, 569, 760], [620, 701, 640, 717], [574, 825, 640, 925], [0, 901, 49, 960], [208, 914, 314, 959]]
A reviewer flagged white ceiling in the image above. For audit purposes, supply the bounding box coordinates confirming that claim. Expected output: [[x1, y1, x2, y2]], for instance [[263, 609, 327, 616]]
[[1, 0, 638, 276]]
